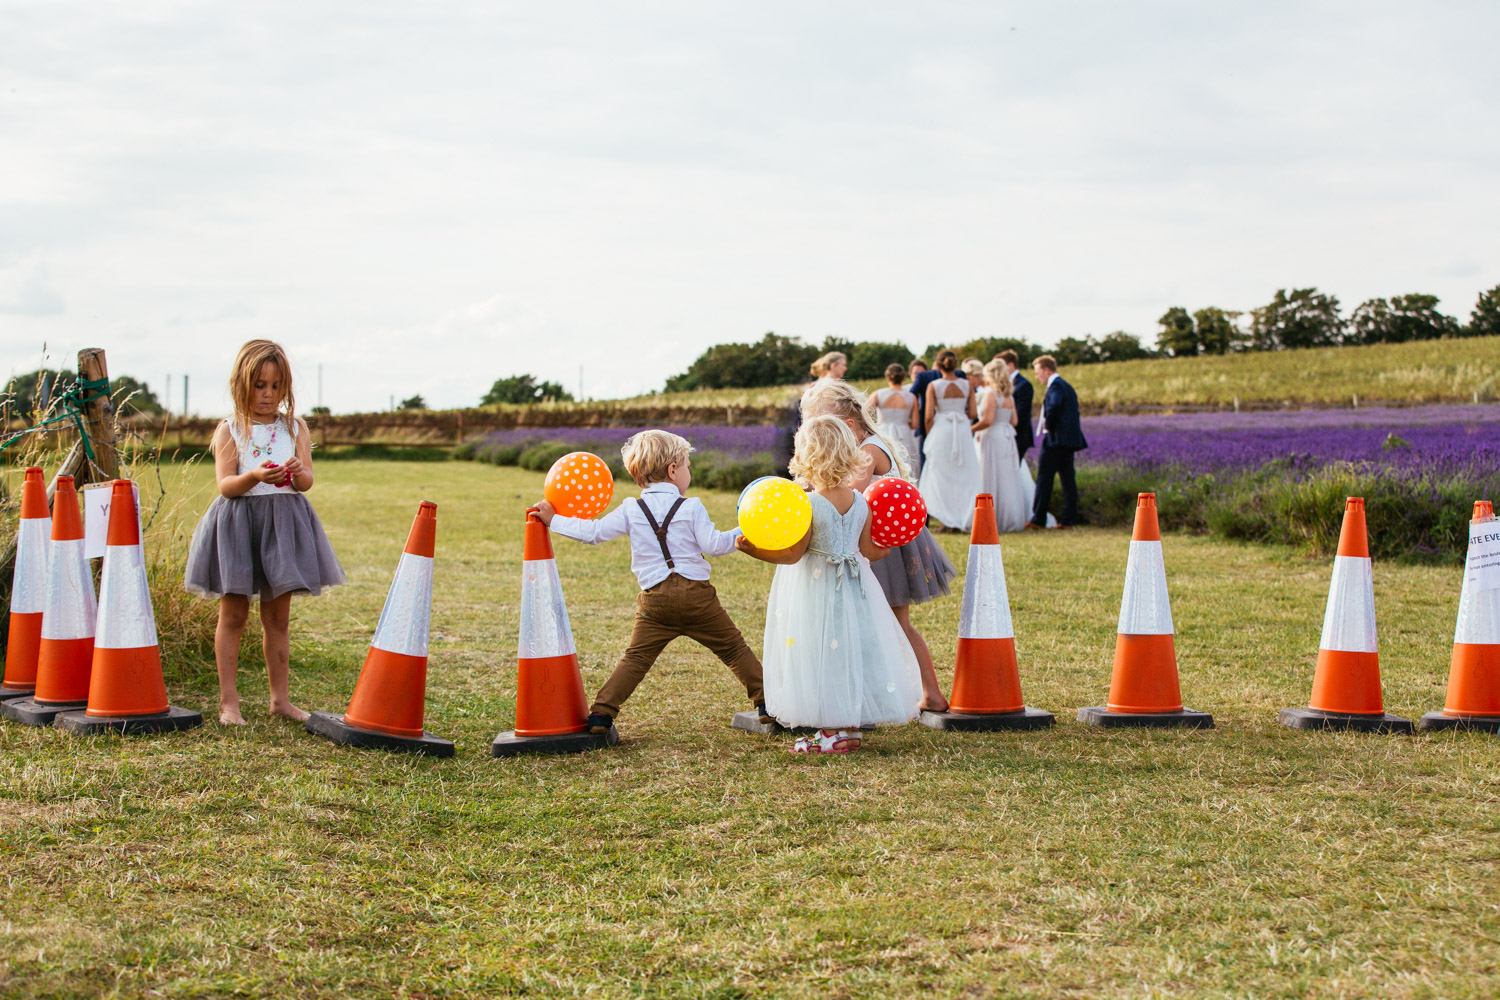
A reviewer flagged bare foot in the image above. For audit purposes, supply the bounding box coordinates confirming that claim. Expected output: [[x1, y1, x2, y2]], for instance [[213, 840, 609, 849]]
[[219, 706, 247, 726], [270, 701, 310, 722], [919, 697, 950, 713]]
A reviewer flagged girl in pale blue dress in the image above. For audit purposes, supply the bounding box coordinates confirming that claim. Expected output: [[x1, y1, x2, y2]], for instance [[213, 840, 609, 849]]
[[737, 416, 923, 753]]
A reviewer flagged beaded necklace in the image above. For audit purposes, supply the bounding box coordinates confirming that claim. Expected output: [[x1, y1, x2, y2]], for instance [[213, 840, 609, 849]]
[[247, 418, 280, 461]]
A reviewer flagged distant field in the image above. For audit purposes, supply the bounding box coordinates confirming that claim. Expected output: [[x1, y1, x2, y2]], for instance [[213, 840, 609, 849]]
[[635, 335, 1500, 413]]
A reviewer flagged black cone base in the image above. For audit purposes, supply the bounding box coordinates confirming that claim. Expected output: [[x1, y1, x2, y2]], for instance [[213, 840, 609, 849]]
[[2, 697, 86, 727], [920, 707, 1056, 731], [0, 686, 35, 703], [1418, 711, 1500, 733], [491, 725, 620, 757], [1078, 706, 1214, 729], [1278, 707, 1412, 733], [55, 705, 203, 735], [306, 711, 454, 757]]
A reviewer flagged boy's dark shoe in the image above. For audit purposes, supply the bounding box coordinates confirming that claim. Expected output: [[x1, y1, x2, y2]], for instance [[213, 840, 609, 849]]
[[586, 713, 615, 735], [757, 702, 774, 725]]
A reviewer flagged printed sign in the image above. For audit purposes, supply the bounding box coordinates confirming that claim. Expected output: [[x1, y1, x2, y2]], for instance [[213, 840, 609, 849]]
[[1466, 520, 1500, 593], [83, 482, 141, 559]]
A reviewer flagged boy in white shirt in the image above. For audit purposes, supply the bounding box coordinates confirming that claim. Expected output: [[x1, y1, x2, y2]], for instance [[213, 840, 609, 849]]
[[536, 429, 768, 734]]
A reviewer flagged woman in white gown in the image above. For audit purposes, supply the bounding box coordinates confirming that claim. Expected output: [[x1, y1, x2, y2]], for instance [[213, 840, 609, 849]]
[[917, 351, 982, 531], [973, 358, 1032, 532], [868, 363, 922, 477]]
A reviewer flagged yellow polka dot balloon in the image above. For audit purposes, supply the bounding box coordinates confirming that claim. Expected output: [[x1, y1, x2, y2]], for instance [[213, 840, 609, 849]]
[[544, 452, 614, 519], [737, 477, 813, 550]]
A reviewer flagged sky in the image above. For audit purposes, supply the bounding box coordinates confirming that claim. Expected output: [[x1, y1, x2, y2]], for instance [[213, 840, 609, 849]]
[[2, 1, 1498, 415]]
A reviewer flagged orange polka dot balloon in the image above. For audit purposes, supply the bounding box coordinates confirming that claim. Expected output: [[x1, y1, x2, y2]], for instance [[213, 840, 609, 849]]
[[864, 477, 927, 548], [544, 452, 615, 519]]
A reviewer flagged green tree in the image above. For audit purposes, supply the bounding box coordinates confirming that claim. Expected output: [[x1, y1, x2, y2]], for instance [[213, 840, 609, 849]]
[[1051, 336, 1099, 366], [110, 375, 164, 415], [309, 405, 331, 417], [1156, 307, 1197, 356], [920, 338, 1046, 367], [1193, 307, 1243, 355], [817, 337, 915, 380], [1469, 284, 1500, 338], [1249, 288, 1345, 350], [1348, 294, 1459, 345], [663, 332, 820, 392], [481, 374, 574, 405], [1093, 331, 1152, 362], [399, 394, 428, 410]]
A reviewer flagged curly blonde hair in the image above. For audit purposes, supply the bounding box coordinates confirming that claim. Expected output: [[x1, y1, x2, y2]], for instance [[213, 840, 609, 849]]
[[228, 339, 295, 443], [801, 379, 912, 480], [983, 359, 1013, 398], [621, 429, 693, 487], [789, 415, 870, 491]]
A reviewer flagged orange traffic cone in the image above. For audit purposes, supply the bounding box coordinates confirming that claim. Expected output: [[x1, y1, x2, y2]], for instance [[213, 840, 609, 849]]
[[1420, 501, 1500, 732], [920, 494, 1052, 731], [56, 480, 203, 735], [1279, 496, 1411, 732], [308, 501, 453, 756], [3, 476, 97, 726], [1, 467, 49, 701], [492, 508, 617, 756], [1079, 493, 1213, 728]]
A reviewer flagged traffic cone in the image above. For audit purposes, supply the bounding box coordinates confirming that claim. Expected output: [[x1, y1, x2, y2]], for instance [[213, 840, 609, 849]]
[[492, 507, 617, 756], [1420, 501, 1500, 732], [56, 480, 202, 735], [920, 494, 1053, 731], [307, 501, 453, 756], [1, 467, 48, 701], [3, 476, 97, 726], [1079, 493, 1213, 728], [1279, 496, 1412, 733]]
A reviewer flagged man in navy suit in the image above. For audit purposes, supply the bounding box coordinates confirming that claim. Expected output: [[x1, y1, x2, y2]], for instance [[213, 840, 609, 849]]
[[997, 350, 1034, 463], [911, 352, 963, 456], [1026, 355, 1086, 529]]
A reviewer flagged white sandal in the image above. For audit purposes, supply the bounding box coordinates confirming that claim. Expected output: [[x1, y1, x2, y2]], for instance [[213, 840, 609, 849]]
[[789, 728, 861, 754]]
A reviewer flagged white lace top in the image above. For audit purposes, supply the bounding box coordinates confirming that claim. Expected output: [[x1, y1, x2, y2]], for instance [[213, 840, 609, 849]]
[[225, 417, 299, 497]]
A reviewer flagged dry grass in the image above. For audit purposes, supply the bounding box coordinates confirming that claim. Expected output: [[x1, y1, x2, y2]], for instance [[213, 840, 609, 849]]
[[1, 461, 1498, 999]]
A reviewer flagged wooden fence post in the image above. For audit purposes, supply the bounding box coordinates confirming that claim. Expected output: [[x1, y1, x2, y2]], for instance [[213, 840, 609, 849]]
[[76, 348, 119, 482]]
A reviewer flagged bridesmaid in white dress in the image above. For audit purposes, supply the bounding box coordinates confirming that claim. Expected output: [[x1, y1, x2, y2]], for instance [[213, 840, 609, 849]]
[[973, 359, 1031, 532], [868, 363, 922, 477], [918, 351, 981, 531]]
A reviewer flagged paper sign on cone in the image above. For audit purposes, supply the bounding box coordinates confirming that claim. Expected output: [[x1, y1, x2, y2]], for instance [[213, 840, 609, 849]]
[[1421, 501, 1500, 731]]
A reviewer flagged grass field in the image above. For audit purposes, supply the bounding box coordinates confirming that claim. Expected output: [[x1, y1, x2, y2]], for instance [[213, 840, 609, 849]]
[[3, 461, 1499, 999], [628, 334, 1500, 413]]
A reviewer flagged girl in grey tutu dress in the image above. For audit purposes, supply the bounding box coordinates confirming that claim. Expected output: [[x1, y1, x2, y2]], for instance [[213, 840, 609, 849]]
[[185, 340, 344, 725], [800, 380, 958, 713]]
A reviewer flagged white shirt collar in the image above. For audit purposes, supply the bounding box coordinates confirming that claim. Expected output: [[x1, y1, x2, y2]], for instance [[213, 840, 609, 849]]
[[641, 482, 682, 496], [1045, 372, 1059, 388]]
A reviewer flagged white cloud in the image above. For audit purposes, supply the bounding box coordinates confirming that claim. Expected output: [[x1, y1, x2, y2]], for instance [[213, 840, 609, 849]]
[[0, 264, 64, 317], [0, 0, 1496, 411]]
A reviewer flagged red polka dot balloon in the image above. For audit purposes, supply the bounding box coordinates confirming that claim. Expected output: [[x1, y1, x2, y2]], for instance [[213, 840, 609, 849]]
[[864, 477, 927, 548], [544, 452, 615, 519]]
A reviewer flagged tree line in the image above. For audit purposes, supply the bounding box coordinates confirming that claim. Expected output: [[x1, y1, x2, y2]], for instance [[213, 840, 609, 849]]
[[2, 368, 165, 422], [659, 283, 1500, 390]]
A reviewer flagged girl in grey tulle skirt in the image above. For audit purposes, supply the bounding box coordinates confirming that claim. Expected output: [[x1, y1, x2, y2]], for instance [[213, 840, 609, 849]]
[[184, 491, 345, 602]]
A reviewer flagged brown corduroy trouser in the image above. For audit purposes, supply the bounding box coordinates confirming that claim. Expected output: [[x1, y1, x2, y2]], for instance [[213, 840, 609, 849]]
[[591, 574, 764, 719]]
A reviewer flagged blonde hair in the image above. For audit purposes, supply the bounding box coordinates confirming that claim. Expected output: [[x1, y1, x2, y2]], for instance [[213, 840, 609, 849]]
[[228, 339, 295, 443], [790, 415, 870, 492], [961, 357, 984, 378], [809, 351, 847, 378], [621, 429, 693, 487], [801, 379, 912, 480], [983, 359, 1013, 398]]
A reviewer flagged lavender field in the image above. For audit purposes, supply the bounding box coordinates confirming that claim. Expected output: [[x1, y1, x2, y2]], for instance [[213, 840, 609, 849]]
[[1074, 404, 1499, 560]]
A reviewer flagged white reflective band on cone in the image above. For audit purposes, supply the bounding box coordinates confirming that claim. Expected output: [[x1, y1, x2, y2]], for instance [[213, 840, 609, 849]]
[[518, 558, 576, 659], [1117, 540, 1174, 636], [94, 544, 159, 650], [9, 519, 50, 614], [370, 553, 433, 658], [1320, 554, 1377, 653], [41, 538, 97, 641], [958, 544, 1013, 640], [1455, 549, 1500, 644]]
